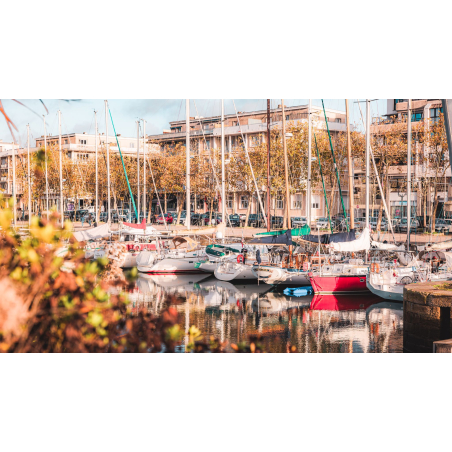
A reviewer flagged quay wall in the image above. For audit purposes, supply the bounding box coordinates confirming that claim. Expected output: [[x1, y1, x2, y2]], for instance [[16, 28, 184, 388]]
[[404, 282, 452, 353]]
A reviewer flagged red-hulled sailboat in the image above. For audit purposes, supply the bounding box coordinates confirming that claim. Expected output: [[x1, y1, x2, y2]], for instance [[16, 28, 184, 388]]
[[309, 273, 368, 294]]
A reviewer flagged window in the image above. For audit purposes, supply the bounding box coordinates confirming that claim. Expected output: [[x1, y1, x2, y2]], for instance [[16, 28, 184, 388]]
[[249, 135, 262, 147], [79, 139, 87, 145], [205, 139, 211, 150], [77, 153, 89, 160], [430, 107, 443, 123], [240, 196, 248, 209], [285, 115, 290, 121], [394, 99, 404, 110], [276, 195, 284, 210], [292, 194, 302, 209], [226, 195, 233, 209], [64, 139, 68, 144], [312, 195, 320, 210], [232, 121, 238, 127], [411, 111, 423, 122], [335, 118, 341, 123]]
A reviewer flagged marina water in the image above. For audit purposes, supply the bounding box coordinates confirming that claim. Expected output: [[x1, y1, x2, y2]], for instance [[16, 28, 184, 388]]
[[125, 273, 403, 353]]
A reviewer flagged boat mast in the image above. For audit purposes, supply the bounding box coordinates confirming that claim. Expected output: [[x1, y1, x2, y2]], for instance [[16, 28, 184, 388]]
[[282, 100, 290, 229], [43, 115, 49, 219], [136, 120, 140, 222], [58, 110, 64, 227], [186, 99, 191, 230], [27, 124, 31, 226], [105, 100, 111, 223], [407, 99, 412, 250], [307, 99, 312, 230], [12, 139, 16, 227], [267, 99, 271, 232], [221, 99, 226, 226], [346, 99, 354, 229], [143, 119, 146, 221], [365, 99, 370, 229], [95, 110, 99, 223]]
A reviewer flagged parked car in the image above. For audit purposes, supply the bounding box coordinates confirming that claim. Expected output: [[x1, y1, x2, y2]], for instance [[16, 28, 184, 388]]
[[354, 217, 367, 229], [291, 216, 307, 228], [270, 216, 283, 229], [156, 213, 173, 225], [99, 212, 108, 222], [201, 213, 221, 225], [248, 214, 265, 227], [75, 209, 88, 221], [369, 217, 388, 230], [228, 214, 241, 227], [315, 217, 330, 230], [130, 211, 147, 223], [81, 213, 95, 225], [434, 219, 452, 233], [178, 210, 187, 224], [64, 210, 75, 221], [333, 218, 348, 232], [395, 218, 420, 233]]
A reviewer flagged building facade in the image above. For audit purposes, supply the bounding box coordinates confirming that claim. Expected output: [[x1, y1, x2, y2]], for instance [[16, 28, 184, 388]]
[[35, 132, 159, 161], [148, 104, 349, 221], [366, 99, 451, 222]]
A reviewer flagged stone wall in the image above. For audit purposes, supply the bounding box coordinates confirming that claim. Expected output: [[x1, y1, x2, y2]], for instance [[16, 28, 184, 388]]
[[404, 282, 452, 353]]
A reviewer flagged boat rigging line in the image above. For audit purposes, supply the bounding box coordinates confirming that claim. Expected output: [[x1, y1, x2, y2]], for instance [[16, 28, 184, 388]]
[[232, 99, 268, 230]]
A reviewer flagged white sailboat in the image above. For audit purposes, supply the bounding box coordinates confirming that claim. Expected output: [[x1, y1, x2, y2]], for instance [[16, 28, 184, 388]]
[[136, 236, 207, 274], [214, 245, 270, 281]]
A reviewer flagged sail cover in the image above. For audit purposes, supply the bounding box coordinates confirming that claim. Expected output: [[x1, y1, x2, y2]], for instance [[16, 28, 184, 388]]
[[123, 219, 146, 230], [423, 240, 452, 251], [371, 241, 405, 251], [328, 228, 371, 252], [249, 229, 293, 245], [73, 223, 111, 242], [299, 229, 356, 245], [255, 225, 311, 237]]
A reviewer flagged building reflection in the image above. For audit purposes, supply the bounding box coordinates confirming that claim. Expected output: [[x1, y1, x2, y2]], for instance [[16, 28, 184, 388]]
[[123, 275, 403, 353]]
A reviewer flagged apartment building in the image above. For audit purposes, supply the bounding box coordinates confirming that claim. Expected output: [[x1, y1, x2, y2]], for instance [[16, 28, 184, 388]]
[[35, 132, 159, 161], [150, 103, 346, 154], [364, 99, 451, 221], [0, 140, 21, 195], [148, 104, 349, 220]]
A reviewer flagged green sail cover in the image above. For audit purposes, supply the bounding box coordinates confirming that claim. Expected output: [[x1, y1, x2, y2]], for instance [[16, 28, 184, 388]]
[[255, 225, 310, 237], [206, 244, 241, 257]]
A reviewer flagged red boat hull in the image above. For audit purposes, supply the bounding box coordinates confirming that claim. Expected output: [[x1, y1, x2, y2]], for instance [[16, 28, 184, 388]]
[[309, 275, 368, 294]]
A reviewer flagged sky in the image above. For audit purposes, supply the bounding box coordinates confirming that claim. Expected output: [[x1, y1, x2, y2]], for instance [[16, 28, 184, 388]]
[[0, 99, 388, 147]]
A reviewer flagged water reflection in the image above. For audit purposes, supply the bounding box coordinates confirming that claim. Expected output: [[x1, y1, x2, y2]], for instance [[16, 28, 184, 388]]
[[126, 274, 403, 353]]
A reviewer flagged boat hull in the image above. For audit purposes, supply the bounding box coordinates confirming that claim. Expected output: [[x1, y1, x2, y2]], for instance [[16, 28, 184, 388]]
[[214, 263, 256, 281], [309, 274, 368, 294], [366, 279, 404, 301], [138, 257, 207, 274]]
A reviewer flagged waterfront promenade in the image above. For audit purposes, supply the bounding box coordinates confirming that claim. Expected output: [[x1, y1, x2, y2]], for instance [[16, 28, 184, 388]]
[[12, 220, 452, 244]]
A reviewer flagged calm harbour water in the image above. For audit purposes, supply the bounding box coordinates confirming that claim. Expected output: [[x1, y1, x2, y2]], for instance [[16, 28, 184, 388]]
[[125, 273, 403, 353]]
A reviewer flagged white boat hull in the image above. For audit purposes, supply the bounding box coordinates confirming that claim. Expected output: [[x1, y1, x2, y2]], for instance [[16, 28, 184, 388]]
[[119, 252, 139, 268], [252, 265, 310, 285], [138, 250, 207, 274], [366, 278, 404, 301], [214, 262, 256, 281], [197, 260, 218, 273]]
